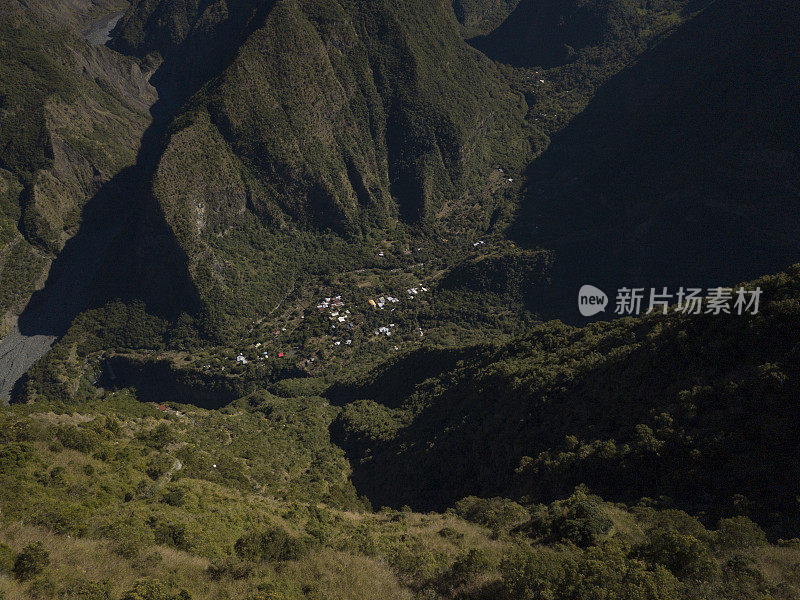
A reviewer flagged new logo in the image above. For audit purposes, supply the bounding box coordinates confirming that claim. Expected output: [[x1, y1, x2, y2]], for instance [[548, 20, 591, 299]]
[[578, 285, 608, 317]]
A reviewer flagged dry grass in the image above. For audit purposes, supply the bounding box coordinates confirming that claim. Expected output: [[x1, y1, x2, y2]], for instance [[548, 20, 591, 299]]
[[278, 548, 413, 600], [750, 544, 800, 588]]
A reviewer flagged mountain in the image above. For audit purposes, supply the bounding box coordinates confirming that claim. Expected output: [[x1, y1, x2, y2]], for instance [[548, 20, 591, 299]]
[[2, 0, 800, 597], [0, 0, 160, 402], [511, 0, 800, 320], [470, 0, 698, 68], [0, 0, 156, 332], [104, 0, 534, 336]]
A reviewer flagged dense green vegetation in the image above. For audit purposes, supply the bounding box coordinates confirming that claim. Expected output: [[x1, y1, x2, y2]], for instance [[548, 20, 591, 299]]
[[102, 0, 719, 334], [106, 0, 544, 329], [3, 393, 800, 599], [0, 0, 154, 323], [452, 0, 521, 36], [330, 265, 800, 535], [471, 0, 694, 69], [2, 0, 800, 598], [10, 258, 800, 599]]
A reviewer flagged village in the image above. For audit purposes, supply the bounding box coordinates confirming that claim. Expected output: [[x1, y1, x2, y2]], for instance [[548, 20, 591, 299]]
[[187, 234, 518, 379]]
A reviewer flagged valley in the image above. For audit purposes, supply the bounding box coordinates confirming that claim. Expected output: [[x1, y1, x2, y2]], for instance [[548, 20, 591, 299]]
[[0, 0, 799, 599]]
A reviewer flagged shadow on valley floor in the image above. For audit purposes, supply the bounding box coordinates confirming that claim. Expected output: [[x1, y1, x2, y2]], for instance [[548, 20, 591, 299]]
[[100, 354, 247, 410], [507, 0, 800, 325], [4, 0, 296, 401]]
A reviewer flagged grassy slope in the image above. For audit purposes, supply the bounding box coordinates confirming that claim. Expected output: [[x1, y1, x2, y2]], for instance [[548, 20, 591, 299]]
[[2, 395, 800, 600]]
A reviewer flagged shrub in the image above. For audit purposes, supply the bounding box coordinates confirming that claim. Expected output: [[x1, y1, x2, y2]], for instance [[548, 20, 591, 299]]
[[105, 518, 156, 558], [121, 579, 172, 600], [451, 548, 491, 580], [55, 425, 99, 453], [234, 526, 309, 563], [207, 558, 254, 580], [13, 541, 49, 581], [639, 527, 717, 581], [146, 454, 175, 480], [140, 424, 176, 450], [437, 526, 464, 541], [64, 580, 111, 600], [501, 542, 682, 600], [715, 517, 768, 550], [162, 485, 187, 507], [452, 496, 530, 532], [525, 487, 613, 547], [150, 519, 192, 551]]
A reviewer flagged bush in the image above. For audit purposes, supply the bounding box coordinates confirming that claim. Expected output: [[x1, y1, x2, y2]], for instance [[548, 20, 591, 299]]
[[639, 527, 717, 581], [234, 526, 309, 563], [121, 579, 172, 600], [103, 517, 157, 558], [140, 424, 176, 450], [451, 548, 491, 580], [13, 541, 49, 581], [162, 485, 187, 507], [207, 558, 254, 580], [501, 542, 682, 600], [55, 425, 99, 453], [437, 526, 464, 541], [526, 487, 613, 547], [715, 517, 768, 550], [64, 580, 112, 600], [146, 454, 175, 480], [452, 496, 530, 532], [149, 519, 192, 551]]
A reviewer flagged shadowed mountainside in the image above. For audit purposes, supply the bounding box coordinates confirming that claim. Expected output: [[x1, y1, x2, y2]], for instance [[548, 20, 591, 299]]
[[331, 264, 800, 536], [510, 0, 800, 323]]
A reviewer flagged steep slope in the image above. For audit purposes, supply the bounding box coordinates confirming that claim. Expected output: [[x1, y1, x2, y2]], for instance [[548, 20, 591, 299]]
[[511, 0, 800, 320], [0, 0, 157, 398], [331, 264, 800, 536], [110, 0, 533, 334], [470, 0, 696, 68], [452, 0, 521, 36]]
